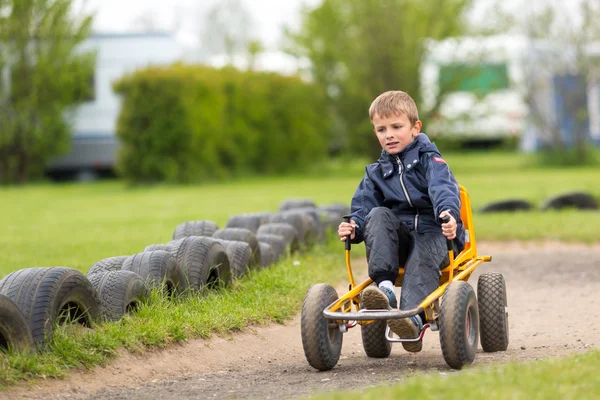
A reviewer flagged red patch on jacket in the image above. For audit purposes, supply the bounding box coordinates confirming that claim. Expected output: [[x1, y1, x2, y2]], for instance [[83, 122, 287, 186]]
[[434, 157, 447, 164]]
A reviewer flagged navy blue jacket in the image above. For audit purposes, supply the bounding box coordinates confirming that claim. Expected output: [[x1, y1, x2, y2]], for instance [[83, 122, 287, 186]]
[[350, 133, 465, 251]]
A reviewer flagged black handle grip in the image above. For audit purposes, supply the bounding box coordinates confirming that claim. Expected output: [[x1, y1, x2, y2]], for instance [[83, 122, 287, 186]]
[[440, 215, 454, 252], [342, 215, 352, 251]]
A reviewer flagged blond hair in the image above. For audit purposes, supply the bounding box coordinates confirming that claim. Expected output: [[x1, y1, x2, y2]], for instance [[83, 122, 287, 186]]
[[369, 91, 419, 126]]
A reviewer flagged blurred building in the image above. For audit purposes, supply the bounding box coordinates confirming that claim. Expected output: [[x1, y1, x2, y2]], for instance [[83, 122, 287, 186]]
[[48, 32, 183, 179], [421, 34, 600, 152]]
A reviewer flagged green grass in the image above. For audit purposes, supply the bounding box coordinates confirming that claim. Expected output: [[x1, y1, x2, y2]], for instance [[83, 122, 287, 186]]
[[0, 151, 598, 386], [308, 350, 600, 400]]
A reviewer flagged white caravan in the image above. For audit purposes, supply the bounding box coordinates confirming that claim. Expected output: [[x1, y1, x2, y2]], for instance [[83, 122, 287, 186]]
[[49, 32, 183, 178]]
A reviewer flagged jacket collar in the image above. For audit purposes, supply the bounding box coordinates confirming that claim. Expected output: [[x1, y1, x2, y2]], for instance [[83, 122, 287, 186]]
[[379, 133, 434, 178]]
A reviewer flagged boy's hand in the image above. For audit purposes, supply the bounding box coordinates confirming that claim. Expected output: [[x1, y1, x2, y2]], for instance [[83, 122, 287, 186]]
[[338, 220, 356, 241], [439, 210, 457, 240]]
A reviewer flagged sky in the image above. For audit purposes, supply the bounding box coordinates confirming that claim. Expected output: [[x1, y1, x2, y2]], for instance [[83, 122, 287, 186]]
[[72, 0, 587, 73], [74, 0, 321, 51]]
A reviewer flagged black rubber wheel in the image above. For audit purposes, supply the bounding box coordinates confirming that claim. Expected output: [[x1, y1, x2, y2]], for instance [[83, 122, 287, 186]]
[[256, 223, 299, 253], [122, 250, 188, 295], [143, 244, 170, 252], [317, 203, 350, 217], [317, 210, 343, 234], [286, 207, 326, 243], [87, 256, 129, 277], [279, 198, 316, 212], [0, 267, 99, 348], [541, 191, 599, 211], [477, 272, 509, 352], [361, 320, 391, 358], [212, 228, 260, 268], [480, 199, 533, 213], [167, 236, 232, 291], [258, 242, 276, 267], [88, 270, 149, 321], [256, 233, 286, 262], [439, 281, 479, 369], [266, 212, 311, 249], [214, 239, 252, 279], [269, 210, 319, 249], [172, 220, 218, 240], [225, 213, 274, 232], [0, 294, 35, 352], [301, 284, 343, 371]]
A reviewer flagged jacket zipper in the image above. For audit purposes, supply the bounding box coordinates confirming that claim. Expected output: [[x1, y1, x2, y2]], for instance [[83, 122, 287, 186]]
[[396, 156, 419, 230]]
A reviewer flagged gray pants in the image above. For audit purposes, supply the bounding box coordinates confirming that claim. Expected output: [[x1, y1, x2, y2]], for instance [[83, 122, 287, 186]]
[[364, 207, 449, 310]]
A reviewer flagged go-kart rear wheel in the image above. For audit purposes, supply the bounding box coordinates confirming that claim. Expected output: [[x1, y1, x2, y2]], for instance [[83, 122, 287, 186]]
[[439, 281, 479, 369], [301, 284, 343, 371], [361, 320, 391, 358], [477, 272, 509, 352]]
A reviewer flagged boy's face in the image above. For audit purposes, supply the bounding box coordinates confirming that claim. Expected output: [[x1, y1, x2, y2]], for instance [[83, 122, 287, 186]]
[[372, 113, 422, 155]]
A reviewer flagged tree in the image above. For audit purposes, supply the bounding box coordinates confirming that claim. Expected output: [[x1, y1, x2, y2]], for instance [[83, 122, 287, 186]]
[[284, 0, 474, 156], [246, 39, 264, 71], [201, 0, 255, 66], [0, 0, 95, 183], [476, 0, 600, 164]]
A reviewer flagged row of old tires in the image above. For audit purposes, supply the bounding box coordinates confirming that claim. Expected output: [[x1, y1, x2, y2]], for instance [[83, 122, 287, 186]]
[[480, 191, 599, 213], [0, 199, 349, 354]]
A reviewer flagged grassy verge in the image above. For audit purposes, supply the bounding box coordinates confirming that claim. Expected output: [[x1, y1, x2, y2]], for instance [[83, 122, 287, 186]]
[[308, 350, 600, 399], [0, 240, 361, 385]]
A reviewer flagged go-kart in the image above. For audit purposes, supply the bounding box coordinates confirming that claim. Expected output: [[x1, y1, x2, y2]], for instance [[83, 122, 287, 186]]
[[301, 185, 508, 370]]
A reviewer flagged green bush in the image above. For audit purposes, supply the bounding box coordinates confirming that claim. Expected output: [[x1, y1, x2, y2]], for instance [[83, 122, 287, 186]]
[[113, 65, 331, 183]]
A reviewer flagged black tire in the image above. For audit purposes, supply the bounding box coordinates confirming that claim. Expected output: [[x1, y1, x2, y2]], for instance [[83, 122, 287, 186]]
[[286, 207, 326, 243], [143, 244, 170, 252], [316, 204, 348, 235], [212, 228, 260, 269], [279, 198, 316, 212], [172, 220, 218, 240], [256, 223, 299, 253], [214, 239, 252, 279], [122, 251, 188, 295], [480, 199, 533, 213], [258, 242, 276, 267], [317, 210, 343, 234], [361, 321, 391, 358], [301, 284, 343, 371], [0, 294, 35, 352], [477, 272, 509, 352], [0, 267, 99, 348], [167, 236, 232, 291], [541, 191, 599, 211], [317, 203, 350, 217], [256, 233, 286, 261], [87, 256, 129, 277], [88, 271, 149, 322], [439, 281, 479, 369], [225, 213, 274, 233], [271, 210, 319, 248]]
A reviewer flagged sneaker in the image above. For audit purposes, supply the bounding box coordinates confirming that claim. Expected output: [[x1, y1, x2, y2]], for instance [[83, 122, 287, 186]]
[[361, 285, 398, 310], [388, 315, 423, 353]]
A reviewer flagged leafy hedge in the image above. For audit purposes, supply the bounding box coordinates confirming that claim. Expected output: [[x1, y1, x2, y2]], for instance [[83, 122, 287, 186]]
[[113, 65, 331, 183]]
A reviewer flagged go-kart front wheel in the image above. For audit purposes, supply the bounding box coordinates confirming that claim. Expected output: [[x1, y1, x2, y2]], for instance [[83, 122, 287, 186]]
[[439, 281, 479, 369], [477, 272, 509, 352], [301, 283, 343, 371]]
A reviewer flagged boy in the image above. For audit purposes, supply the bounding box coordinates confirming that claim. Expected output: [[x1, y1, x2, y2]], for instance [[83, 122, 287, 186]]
[[338, 90, 464, 353]]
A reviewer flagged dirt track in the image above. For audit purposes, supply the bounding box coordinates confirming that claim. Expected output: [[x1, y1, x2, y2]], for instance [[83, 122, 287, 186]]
[[7, 241, 600, 400]]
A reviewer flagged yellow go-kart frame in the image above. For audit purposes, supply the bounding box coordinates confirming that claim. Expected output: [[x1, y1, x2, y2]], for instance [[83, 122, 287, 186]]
[[301, 185, 509, 371]]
